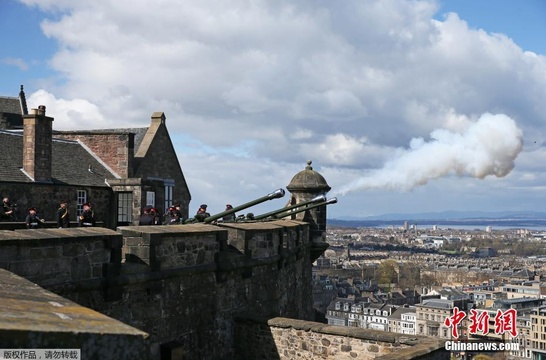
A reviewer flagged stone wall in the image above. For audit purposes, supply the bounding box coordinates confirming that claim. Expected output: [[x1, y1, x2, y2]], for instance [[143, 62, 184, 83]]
[[235, 316, 449, 360], [98, 220, 314, 359], [0, 228, 120, 288], [0, 268, 149, 360], [132, 118, 191, 216], [0, 222, 445, 360], [0, 220, 314, 360]]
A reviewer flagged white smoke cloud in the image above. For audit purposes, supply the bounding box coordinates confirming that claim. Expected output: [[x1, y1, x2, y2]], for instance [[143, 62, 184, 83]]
[[337, 113, 523, 195]]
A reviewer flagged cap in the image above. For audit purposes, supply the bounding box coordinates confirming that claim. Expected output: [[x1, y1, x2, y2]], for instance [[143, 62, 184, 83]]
[[200, 204, 208, 209], [226, 204, 233, 209], [60, 199, 68, 204]]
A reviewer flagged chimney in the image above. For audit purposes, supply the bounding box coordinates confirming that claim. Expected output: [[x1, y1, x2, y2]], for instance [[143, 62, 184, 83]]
[[23, 105, 53, 182], [151, 111, 166, 125]]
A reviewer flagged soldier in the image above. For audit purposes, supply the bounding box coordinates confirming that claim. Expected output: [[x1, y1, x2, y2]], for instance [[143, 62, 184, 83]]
[[57, 200, 70, 228], [163, 206, 175, 225], [222, 204, 236, 222], [149, 207, 162, 225], [194, 204, 210, 222], [79, 203, 96, 227], [166, 210, 183, 225], [25, 207, 45, 229], [139, 205, 154, 225], [1, 197, 15, 221]]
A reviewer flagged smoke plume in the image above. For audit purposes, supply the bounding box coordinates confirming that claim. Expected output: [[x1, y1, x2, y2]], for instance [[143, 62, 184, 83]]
[[338, 113, 523, 195]]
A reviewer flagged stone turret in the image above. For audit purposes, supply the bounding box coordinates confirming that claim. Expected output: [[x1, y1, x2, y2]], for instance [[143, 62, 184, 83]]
[[286, 160, 331, 261]]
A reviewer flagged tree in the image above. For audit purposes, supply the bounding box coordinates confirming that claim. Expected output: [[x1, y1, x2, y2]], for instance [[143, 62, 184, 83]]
[[376, 259, 398, 291]]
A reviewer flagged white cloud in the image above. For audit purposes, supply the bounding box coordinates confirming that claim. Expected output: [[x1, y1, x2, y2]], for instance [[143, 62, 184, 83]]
[[1, 57, 29, 71], [27, 90, 107, 129], [15, 0, 546, 216]]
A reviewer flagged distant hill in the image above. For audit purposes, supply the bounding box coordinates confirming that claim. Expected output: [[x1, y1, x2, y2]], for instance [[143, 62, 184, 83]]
[[328, 211, 546, 229], [335, 210, 546, 221]]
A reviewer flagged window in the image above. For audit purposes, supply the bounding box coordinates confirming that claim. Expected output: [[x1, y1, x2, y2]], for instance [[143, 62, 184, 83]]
[[77, 190, 87, 215], [146, 191, 155, 207], [164, 180, 174, 212], [117, 192, 133, 223]]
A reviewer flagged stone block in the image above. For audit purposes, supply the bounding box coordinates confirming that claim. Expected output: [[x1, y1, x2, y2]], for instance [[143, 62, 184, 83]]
[[71, 256, 92, 280], [62, 243, 87, 257], [30, 246, 62, 259]]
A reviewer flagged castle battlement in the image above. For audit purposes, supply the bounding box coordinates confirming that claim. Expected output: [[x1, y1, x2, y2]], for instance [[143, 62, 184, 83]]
[[0, 221, 447, 359]]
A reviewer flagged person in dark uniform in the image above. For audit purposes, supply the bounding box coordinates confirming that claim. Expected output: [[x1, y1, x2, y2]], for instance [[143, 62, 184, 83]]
[[57, 200, 70, 228], [150, 207, 162, 225], [163, 206, 175, 225], [1, 197, 15, 221], [222, 204, 236, 222], [79, 203, 96, 227], [26, 207, 44, 229], [194, 204, 210, 222], [139, 205, 154, 225], [166, 210, 183, 225]]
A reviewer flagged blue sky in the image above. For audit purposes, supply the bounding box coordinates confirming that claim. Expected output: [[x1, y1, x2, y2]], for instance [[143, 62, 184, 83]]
[[2, 0, 546, 219], [437, 0, 546, 55]]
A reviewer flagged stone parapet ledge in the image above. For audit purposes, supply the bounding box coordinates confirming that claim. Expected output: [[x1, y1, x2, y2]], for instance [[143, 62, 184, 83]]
[[118, 224, 227, 271], [0, 228, 122, 287], [236, 316, 448, 360], [220, 219, 308, 259], [0, 268, 150, 359]]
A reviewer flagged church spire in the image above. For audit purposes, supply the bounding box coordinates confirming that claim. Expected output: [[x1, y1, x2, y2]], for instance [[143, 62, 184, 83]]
[[19, 85, 28, 115]]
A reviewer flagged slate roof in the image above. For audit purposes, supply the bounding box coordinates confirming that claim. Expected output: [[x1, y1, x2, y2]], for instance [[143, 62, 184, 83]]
[[0, 130, 115, 187], [389, 307, 415, 320], [0, 96, 22, 113], [0, 86, 28, 129], [0, 96, 24, 128], [512, 269, 534, 279], [420, 299, 453, 309]]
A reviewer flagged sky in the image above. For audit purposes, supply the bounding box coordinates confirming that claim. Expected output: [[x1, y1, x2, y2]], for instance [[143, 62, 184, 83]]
[[1, 0, 546, 219]]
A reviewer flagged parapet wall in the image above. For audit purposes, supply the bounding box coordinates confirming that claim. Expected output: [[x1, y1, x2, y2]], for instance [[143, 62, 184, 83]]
[[0, 221, 445, 360], [0, 220, 315, 360], [0, 268, 149, 360], [235, 316, 448, 360]]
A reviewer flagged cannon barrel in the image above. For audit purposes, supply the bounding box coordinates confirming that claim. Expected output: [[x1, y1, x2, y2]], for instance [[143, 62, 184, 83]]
[[253, 194, 327, 220], [196, 188, 286, 223], [257, 197, 337, 220]]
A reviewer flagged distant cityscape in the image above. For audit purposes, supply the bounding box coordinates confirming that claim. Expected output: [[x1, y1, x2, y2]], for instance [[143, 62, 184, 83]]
[[313, 222, 546, 359]]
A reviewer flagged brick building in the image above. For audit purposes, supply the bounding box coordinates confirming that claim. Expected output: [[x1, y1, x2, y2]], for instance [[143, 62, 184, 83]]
[[0, 87, 190, 228]]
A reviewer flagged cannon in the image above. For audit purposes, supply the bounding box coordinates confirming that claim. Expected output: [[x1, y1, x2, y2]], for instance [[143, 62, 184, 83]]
[[254, 197, 337, 221], [253, 194, 327, 220], [185, 188, 286, 224]]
